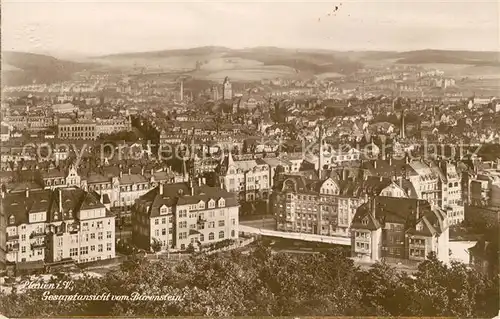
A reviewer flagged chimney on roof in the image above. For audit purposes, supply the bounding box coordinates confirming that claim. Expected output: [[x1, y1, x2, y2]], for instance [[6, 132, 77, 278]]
[[59, 189, 62, 212], [159, 183, 164, 195], [128, 168, 131, 175], [389, 155, 393, 166], [373, 160, 377, 169], [371, 197, 377, 217], [202, 177, 206, 185], [189, 178, 195, 196], [25, 187, 29, 198], [141, 166, 145, 176], [379, 176, 383, 182], [119, 170, 123, 178], [416, 200, 420, 220]]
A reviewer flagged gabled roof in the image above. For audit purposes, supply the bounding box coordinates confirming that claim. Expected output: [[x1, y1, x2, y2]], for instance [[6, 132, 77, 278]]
[[350, 196, 447, 236], [136, 182, 238, 218]]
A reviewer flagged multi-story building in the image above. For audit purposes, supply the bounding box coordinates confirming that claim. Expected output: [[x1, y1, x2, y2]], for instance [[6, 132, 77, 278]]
[[132, 180, 239, 252], [217, 151, 271, 201], [2, 187, 115, 266], [406, 161, 440, 206], [469, 168, 500, 207], [431, 161, 465, 225], [58, 119, 97, 140], [95, 116, 132, 137], [350, 197, 449, 264], [271, 173, 409, 237]]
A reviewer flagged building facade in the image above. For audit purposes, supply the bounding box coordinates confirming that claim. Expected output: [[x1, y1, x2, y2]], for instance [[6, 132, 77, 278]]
[[2, 187, 115, 265], [132, 180, 239, 252], [350, 197, 449, 264], [217, 151, 271, 201]]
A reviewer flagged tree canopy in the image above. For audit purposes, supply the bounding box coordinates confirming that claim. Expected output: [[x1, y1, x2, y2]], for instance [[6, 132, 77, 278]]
[[0, 247, 498, 317]]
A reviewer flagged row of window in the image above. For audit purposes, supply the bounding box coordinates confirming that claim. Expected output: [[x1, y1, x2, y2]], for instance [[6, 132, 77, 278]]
[[154, 217, 173, 225], [59, 126, 95, 131], [69, 243, 112, 256]]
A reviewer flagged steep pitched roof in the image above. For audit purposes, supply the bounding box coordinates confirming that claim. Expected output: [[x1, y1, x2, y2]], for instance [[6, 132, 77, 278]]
[[350, 196, 447, 236]]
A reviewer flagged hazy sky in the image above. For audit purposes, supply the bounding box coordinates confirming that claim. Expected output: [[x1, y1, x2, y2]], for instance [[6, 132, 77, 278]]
[[3, 0, 499, 56]]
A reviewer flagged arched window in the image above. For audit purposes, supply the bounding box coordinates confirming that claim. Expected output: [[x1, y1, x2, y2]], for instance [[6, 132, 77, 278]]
[[231, 230, 235, 237], [219, 231, 224, 239], [208, 232, 214, 240]]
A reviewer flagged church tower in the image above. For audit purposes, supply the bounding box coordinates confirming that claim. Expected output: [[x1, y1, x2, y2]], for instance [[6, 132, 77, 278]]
[[223, 76, 232, 100]]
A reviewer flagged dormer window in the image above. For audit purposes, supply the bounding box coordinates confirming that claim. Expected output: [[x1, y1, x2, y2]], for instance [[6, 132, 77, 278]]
[[198, 201, 205, 210], [160, 205, 168, 215], [8, 215, 15, 224], [361, 218, 368, 225], [416, 222, 424, 231], [208, 199, 215, 209], [218, 198, 225, 207]]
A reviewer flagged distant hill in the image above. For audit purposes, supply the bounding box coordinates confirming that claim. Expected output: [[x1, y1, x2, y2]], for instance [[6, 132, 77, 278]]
[[95, 46, 363, 77], [3, 48, 500, 86], [2, 51, 96, 86], [97, 46, 232, 59], [357, 49, 500, 66], [395, 50, 500, 66], [226, 47, 363, 75]]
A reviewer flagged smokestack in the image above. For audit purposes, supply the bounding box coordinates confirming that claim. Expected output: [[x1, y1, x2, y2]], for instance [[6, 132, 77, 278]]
[[159, 183, 164, 195], [318, 124, 324, 178], [180, 80, 184, 102]]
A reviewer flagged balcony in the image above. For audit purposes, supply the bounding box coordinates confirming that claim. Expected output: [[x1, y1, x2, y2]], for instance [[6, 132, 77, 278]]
[[30, 231, 46, 239], [7, 243, 19, 252], [31, 242, 46, 249], [7, 234, 19, 241], [197, 216, 207, 224]]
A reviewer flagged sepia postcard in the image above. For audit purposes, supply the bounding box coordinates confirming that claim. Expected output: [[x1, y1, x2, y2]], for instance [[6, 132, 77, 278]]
[[0, 0, 499, 318]]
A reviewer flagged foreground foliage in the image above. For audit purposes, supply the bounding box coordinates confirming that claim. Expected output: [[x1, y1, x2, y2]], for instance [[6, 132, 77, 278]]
[[0, 246, 498, 317]]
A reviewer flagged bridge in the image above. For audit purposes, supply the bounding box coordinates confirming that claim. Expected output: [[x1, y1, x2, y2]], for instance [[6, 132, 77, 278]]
[[239, 225, 351, 246]]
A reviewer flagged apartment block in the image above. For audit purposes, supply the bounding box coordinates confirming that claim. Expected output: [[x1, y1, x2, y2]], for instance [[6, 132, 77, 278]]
[[350, 197, 449, 264], [270, 173, 409, 237], [2, 187, 115, 267], [132, 179, 239, 252], [217, 151, 271, 202]]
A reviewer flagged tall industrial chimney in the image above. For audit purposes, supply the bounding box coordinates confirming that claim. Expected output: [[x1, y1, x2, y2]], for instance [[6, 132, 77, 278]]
[[180, 79, 184, 102], [318, 124, 324, 178]]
